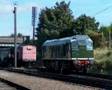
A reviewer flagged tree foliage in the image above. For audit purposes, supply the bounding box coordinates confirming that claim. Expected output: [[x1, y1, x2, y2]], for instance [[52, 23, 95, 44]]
[[10, 33, 23, 37], [99, 24, 112, 47], [74, 14, 99, 34], [36, 1, 75, 45], [99, 25, 112, 40], [36, 1, 100, 48]]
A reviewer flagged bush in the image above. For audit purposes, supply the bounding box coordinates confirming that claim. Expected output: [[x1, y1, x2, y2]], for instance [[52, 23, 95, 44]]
[[90, 48, 112, 74]]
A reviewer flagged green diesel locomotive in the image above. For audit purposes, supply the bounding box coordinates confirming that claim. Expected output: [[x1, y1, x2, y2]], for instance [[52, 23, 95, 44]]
[[42, 35, 94, 73]]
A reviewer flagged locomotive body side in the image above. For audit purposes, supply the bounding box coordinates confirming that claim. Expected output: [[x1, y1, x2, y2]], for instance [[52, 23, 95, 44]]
[[42, 35, 94, 73]]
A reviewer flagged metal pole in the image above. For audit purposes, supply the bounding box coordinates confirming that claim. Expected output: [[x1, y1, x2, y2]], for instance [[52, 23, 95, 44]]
[[33, 24, 35, 43], [32, 7, 37, 44], [13, 5, 17, 67]]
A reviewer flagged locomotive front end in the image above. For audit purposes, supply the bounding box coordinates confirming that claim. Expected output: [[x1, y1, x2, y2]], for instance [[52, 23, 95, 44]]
[[71, 35, 94, 72]]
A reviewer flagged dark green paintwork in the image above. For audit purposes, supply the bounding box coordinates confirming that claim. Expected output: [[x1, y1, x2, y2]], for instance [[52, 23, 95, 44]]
[[72, 45, 93, 58]]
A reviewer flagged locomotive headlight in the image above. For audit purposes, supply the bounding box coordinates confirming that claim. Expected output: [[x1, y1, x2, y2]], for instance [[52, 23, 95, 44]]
[[73, 60, 81, 65], [73, 60, 78, 65], [89, 59, 94, 64]]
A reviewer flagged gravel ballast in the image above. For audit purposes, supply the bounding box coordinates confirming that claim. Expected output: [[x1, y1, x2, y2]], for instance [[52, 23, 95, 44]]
[[0, 70, 104, 90]]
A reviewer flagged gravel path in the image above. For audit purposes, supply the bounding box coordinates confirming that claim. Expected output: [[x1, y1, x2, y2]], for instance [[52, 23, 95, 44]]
[[0, 70, 105, 90]]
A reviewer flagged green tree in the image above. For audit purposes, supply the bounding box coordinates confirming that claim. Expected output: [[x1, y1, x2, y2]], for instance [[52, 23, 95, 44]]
[[100, 26, 110, 41], [74, 14, 99, 34], [36, 1, 75, 46], [10, 33, 23, 37], [74, 14, 100, 47], [99, 24, 112, 48]]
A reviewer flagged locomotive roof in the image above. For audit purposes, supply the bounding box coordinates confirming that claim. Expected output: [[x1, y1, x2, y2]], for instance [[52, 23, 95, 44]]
[[43, 35, 92, 46]]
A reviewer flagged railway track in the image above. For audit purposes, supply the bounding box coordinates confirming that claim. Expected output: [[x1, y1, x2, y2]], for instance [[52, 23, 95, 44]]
[[0, 77, 29, 90], [0, 80, 16, 90], [3, 68, 112, 89]]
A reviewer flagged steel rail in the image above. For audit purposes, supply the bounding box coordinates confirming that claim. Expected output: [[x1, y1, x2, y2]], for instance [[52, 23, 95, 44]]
[[3, 68, 112, 89]]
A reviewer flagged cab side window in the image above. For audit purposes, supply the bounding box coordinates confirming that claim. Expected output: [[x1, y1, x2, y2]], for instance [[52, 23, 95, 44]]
[[72, 41, 78, 50]]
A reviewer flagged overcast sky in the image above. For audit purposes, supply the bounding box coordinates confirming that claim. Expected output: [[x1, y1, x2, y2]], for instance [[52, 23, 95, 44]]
[[0, 0, 112, 37]]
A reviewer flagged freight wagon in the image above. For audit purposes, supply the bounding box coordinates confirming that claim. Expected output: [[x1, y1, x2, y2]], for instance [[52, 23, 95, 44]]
[[17, 45, 37, 66], [0, 45, 37, 67]]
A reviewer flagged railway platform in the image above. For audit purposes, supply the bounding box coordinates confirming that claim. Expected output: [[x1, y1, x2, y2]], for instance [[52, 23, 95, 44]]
[[0, 70, 104, 90]]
